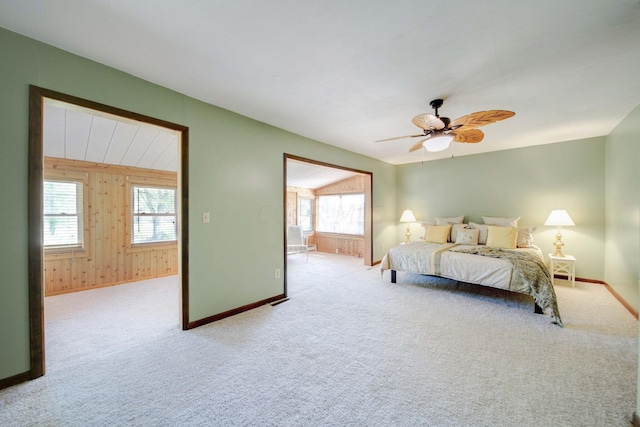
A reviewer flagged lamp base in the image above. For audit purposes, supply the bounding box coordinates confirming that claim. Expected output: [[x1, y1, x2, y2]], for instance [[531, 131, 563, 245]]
[[552, 231, 566, 257], [405, 224, 411, 244]]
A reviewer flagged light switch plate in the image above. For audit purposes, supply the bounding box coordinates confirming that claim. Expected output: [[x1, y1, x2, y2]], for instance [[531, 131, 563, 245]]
[[202, 212, 210, 223]]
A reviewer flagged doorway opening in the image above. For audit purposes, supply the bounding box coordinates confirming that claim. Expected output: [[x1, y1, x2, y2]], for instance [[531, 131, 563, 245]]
[[283, 154, 373, 294], [28, 86, 189, 379]]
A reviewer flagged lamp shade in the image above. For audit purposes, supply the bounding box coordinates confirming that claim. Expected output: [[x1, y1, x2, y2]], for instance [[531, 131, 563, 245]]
[[399, 209, 416, 223], [544, 209, 575, 227]]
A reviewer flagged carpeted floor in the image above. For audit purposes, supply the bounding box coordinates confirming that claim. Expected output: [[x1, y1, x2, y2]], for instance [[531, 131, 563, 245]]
[[0, 252, 637, 426]]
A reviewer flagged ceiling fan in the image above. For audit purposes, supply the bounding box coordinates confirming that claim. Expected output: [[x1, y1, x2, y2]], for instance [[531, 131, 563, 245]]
[[376, 99, 515, 153]]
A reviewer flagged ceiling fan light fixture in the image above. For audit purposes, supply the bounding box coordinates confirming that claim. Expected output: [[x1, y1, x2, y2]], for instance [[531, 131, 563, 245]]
[[424, 134, 453, 152]]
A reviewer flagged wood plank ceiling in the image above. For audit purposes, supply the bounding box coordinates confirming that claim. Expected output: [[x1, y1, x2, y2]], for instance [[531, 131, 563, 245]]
[[43, 100, 179, 172]]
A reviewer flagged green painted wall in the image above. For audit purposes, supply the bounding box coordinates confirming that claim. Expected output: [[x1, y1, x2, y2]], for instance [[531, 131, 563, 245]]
[[396, 138, 607, 280], [606, 104, 640, 421], [0, 28, 397, 380], [605, 104, 640, 312], [1, 24, 637, 389]]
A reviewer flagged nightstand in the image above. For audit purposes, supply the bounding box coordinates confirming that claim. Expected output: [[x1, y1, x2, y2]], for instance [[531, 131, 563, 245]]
[[548, 254, 576, 287]]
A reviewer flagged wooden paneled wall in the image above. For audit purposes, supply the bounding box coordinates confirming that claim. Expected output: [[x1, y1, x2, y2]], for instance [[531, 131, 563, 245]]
[[315, 175, 365, 256], [286, 190, 298, 226], [314, 175, 364, 195], [315, 234, 365, 257], [44, 157, 178, 296], [287, 176, 365, 257]]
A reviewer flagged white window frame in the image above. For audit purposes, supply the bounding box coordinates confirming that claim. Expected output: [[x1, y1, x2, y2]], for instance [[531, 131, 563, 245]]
[[130, 184, 178, 246], [316, 193, 365, 236], [43, 176, 87, 253], [298, 197, 314, 232]]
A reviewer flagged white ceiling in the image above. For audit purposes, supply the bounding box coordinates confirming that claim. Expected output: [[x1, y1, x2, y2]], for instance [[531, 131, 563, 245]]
[[2, 0, 640, 165], [287, 159, 361, 190]]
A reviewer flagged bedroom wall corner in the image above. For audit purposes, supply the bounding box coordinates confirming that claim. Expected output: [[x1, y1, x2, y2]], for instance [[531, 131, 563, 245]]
[[604, 104, 640, 312], [395, 138, 607, 280], [605, 102, 640, 427]]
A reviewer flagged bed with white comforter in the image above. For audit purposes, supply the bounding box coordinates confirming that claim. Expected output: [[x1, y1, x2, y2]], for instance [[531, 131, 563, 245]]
[[380, 241, 562, 325]]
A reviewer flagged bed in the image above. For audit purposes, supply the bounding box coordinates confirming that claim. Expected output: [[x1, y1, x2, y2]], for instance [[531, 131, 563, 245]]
[[379, 219, 562, 326]]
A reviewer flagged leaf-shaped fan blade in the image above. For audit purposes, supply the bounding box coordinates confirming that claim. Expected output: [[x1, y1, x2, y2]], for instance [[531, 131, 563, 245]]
[[449, 125, 476, 133], [452, 129, 484, 143], [412, 114, 445, 131], [409, 137, 431, 152], [375, 133, 426, 143], [450, 110, 515, 129]]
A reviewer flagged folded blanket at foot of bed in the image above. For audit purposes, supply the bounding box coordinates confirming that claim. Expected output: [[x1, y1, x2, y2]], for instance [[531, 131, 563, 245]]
[[453, 246, 562, 326]]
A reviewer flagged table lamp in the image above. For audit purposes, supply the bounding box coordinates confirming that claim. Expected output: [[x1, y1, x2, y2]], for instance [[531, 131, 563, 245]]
[[400, 209, 416, 244], [544, 209, 575, 257]]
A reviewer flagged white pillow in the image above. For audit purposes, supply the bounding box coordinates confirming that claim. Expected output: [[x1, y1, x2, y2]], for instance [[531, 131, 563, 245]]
[[435, 215, 464, 225], [435, 216, 465, 242], [517, 226, 537, 248], [419, 223, 429, 240], [482, 216, 521, 227], [455, 228, 479, 246], [469, 222, 489, 245]]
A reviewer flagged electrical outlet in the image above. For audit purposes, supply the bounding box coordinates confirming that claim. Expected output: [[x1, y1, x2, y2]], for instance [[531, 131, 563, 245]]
[[335, 249, 339, 254], [275, 268, 280, 279]]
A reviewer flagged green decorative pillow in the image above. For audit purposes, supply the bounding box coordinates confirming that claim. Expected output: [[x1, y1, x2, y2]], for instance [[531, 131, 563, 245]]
[[469, 222, 488, 245], [448, 223, 467, 242], [425, 225, 452, 244], [486, 225, 518, 249], [455, 228, 479, 246]]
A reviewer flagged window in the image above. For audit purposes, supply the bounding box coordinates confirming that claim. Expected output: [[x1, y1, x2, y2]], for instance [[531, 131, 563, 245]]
[[298, 198, 314, 232], [317, 194, 364, 235], [131, 185, 177, 244], [43, 179, 84, 249]]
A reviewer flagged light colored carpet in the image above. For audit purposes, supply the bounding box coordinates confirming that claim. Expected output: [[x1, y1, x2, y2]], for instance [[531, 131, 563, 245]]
[[0, 252, 637, 426]]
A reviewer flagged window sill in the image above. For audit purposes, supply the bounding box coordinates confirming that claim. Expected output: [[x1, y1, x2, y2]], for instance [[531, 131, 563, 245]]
[[315, 232, 364, 238], [45, 248, 89, 260], [128, 241, 178, 253]]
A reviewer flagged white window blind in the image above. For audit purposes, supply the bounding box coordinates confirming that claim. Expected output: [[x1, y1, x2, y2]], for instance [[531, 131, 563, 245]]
[[132, 185, 177, 244], [43, 180, 84, 249]]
